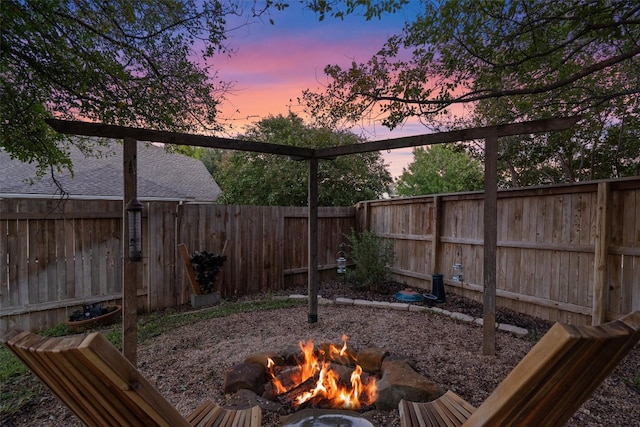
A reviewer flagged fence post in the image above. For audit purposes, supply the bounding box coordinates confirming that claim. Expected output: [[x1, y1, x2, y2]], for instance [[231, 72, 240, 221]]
[[430, 195, 442, 276], [592, 181, 611, 325]]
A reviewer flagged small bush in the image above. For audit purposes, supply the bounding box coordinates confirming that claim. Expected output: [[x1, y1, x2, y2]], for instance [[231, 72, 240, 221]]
[[344, 229, 395, 292]]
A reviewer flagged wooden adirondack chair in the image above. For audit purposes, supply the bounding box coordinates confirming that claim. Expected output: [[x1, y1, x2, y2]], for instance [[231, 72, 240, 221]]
[[1, 329, 261, 427], [399, 310, 640, 427]]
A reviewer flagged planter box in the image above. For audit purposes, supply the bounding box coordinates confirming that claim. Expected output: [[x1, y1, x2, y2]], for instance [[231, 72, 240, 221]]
[[65, 305, 122, 333], [191, 292, 220, 309]]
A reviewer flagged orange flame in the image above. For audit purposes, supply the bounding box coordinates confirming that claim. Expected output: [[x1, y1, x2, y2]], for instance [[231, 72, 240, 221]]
[[267, 358, 287, 394], [272, 336, 377, 410], [298, 338, 320, 383]]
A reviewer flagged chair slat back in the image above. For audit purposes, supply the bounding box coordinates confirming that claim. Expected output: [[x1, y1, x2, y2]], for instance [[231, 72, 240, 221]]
[[2, 330, 191, 427], [463, 311, 640, 427]]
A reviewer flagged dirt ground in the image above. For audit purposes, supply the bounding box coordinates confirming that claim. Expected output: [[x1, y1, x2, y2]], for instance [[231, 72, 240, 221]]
[[3, 281, 640, 427]]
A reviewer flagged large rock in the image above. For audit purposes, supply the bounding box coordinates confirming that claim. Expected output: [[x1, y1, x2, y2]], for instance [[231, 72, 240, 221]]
[[245, 352, 283, 369], [356, 347, 389, 373], [375, 360, 444, 410], [224, 362, 266, 395]]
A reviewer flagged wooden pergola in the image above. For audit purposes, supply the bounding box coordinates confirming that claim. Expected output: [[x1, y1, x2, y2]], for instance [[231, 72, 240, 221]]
[[47, 115, 580, 365]]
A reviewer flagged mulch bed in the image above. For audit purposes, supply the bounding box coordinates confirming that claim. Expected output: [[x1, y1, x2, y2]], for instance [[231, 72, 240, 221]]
[[277, 279, 555, 337]]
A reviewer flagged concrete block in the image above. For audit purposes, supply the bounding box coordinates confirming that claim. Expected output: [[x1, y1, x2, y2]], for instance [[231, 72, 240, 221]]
[[449, 312, 474, 323], [498, 323, 529, 336], [190, 292, 220, 308], [429, 307, 451, 316], [389, 302, 410, 311]]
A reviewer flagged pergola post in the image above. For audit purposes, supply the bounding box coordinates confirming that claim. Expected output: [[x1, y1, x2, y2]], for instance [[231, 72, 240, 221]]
[[122, 137, 139, 365], [308, 158, 319, 323], [483, 131, 498, 356]]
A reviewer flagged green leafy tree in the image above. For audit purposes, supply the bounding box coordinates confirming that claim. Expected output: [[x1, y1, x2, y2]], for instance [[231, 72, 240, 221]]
[[1, 0, 240, 179], [1, 0, 407, 182], [302, 0, 640, 185], [212, 114, 392, 206], [396, 144, 484, 196]]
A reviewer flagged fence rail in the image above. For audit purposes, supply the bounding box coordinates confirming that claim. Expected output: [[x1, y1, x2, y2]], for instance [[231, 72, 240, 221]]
[[2, 176, 639, 332]]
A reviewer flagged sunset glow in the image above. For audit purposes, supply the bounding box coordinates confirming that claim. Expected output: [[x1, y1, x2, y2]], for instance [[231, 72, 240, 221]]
[[214, 4, 425, 178]]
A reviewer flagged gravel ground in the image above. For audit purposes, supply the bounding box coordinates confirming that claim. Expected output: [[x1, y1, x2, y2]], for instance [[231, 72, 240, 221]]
[[3, 281, 639, 427]]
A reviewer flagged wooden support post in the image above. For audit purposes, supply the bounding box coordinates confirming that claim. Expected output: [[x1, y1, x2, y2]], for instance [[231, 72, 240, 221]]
[[178, 243, 201, 295], [483, 132, 498, 356], [122, 137, 139, 366], [308, 158, 318, 323], [430, 195, 442, 276], [592, 181, 611, 325]]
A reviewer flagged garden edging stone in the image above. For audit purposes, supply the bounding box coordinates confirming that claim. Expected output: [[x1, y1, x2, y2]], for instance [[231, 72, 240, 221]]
[[286, 294, 529, 337]]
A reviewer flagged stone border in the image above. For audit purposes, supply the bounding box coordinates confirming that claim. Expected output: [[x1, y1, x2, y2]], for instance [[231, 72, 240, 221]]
[[285, 294, 529, 337]]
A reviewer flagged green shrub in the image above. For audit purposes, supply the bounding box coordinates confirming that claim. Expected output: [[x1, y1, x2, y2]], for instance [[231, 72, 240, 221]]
[[344, 229, 395, 291]]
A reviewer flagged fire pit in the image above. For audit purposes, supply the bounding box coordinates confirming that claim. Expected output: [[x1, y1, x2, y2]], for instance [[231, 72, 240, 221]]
[[223, 335, 444, 419], [265, 335, 377, 411]]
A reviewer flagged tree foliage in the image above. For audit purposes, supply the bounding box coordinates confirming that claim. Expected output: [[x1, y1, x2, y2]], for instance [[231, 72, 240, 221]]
[[1, 0, 236, 178], [301, 0, 640, 186], [396, 144, 484, 196], [211, 114, 392, 206], [1, 0, 407, 182], [304, 0, 409, 21]]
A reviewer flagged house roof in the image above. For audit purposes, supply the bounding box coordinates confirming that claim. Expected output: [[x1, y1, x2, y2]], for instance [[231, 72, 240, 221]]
[[0, 140, 221, 202]]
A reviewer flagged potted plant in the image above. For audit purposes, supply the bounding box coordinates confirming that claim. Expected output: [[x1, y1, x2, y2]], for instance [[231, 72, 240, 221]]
[[190, 250, 227, 294]]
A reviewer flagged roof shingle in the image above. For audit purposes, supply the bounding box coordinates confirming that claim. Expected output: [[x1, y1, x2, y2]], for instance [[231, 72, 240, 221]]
[[0, 140, 221, 201]]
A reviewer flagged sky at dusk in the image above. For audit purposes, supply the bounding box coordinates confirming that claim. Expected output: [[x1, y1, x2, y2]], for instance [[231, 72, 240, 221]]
[[214, 2, 427, 178]]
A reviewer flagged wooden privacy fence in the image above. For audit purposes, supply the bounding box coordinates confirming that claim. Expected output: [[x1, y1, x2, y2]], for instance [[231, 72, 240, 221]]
[[175, 204, 356, 295], [2, 176, 639, 332], [0, 199, 355, 332], [358, 177, 640, 325]]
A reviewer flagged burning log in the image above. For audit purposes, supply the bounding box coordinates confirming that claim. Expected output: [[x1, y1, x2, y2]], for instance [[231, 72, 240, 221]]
[[318, 342, 357, 367], [276, 376, 319, 408]]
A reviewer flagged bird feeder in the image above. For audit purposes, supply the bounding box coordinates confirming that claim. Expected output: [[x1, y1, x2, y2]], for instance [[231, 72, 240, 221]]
[[126, 198, 143, 261], [336, 242, 347, 274], [452, 263, 464, 282]]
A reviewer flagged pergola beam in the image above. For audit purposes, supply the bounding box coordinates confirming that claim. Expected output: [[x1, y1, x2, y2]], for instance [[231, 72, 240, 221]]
[[46, 119, 315, 158], [47, 116, 581, 161], [313, 116, 581, 158]]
